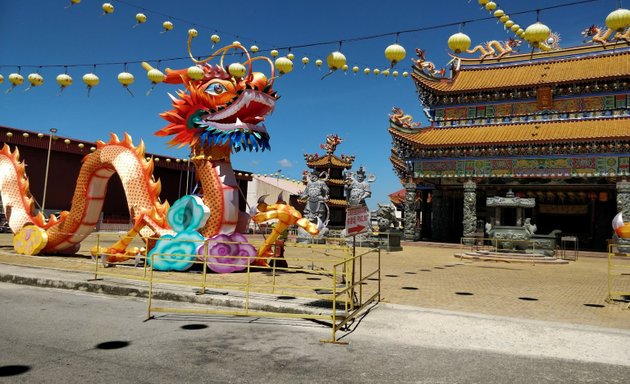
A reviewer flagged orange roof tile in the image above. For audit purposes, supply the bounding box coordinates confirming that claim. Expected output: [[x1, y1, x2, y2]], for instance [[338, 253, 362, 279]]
[[414, 49, 630, 93], [390, 117, 630, 147]]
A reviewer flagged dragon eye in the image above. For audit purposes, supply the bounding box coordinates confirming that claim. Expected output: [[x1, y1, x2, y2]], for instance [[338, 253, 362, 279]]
[[206, 83, 227, 96]]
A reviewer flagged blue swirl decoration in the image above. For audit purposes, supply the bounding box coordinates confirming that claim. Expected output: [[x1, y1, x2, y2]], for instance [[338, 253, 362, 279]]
[[167, 195, 210, 233], [147, 231, 204, 271], [149, 195, 210, 271]]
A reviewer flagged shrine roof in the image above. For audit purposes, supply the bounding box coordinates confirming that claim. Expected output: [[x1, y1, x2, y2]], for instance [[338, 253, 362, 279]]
[[305, 154, 354, 168], [389, 117, 630, 147], [413, 44, 630, 94]]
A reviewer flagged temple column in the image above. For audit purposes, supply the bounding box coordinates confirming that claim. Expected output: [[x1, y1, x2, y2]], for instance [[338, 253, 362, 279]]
[[616, 180, 630, 252], [616, 179, 630, 217], [403, 181, 417, 241], [462, 180, 477, 244]]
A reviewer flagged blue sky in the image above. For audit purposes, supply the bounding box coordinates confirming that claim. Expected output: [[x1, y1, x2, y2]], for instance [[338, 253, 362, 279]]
[[0, 0, 615, 205]]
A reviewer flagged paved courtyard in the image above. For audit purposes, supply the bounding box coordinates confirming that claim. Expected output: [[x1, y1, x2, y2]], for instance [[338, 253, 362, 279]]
[[0, 233, 629, 329]]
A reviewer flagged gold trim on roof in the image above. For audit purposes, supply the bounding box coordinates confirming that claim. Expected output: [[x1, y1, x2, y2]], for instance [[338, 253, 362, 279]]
[[414, 48, 630, 93], [389, 117, 630, 147]]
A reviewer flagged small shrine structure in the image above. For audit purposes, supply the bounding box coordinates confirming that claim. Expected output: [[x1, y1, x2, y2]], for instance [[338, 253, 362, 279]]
[[389, 6, 630, 251], [301, 134, 355, 227]]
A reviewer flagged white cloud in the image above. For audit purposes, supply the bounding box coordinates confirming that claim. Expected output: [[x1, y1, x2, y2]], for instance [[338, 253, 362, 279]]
[[278, 158, 293, 168]]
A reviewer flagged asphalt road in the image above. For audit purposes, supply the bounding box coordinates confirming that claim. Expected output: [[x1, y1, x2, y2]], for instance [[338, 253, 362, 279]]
[[1, 283, 629, 383]]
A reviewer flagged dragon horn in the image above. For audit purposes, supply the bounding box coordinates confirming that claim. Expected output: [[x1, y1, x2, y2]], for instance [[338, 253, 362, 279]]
[[276, 192, 285, 204], [257, 195, 269, 212]]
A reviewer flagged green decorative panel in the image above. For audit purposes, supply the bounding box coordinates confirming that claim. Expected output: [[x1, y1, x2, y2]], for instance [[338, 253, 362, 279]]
[[413, 155, 630, 178]]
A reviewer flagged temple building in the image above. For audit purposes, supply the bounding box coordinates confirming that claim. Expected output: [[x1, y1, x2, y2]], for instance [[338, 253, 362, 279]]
[[301, 134, 355, 227], [389, 15, 630, 251]]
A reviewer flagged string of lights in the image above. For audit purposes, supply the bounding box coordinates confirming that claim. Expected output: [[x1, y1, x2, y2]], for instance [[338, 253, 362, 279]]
[[0, 0, 612, 94]]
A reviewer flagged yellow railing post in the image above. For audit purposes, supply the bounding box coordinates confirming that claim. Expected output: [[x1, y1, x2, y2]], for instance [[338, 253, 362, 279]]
[[93, 232, 100, 280], [245, 255, 251, 314], [147, 251, 155, 320], [331, 263, 337, 342], [201, 239, 208, 295], [608, 242, 613, 302]]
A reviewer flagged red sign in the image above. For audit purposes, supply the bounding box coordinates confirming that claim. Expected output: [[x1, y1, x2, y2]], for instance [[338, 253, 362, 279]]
[[345, 206, 370, 236]]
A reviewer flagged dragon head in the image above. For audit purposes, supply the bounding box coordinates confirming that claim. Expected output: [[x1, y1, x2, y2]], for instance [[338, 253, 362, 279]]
[[152, 43, 278, 159]]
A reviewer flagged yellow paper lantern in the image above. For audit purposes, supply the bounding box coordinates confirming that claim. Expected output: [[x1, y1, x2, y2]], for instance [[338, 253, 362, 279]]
[[232, 41, 241, 45], [447, 32, 471, 53], [402, 71, 409, 77], [135, 13, 147, 25], [511, 24, 520, 32], [6, 132, 13, 137], [287, 53, 295, 60], [211, 34, 221, 44], [373, 68, 380, 75], [27, 73, 44, 89], [274, 57, 293, 75], [301, 57, 309, 65], [517, 28, 525, 36], [250, 45, 259, 53], [270, 49, 279, 57], [500, 15, 510, 23], [22, 132, 29, 138], [147, 68, 165, 84], [228, 63, 246, 78], [341, 64, 349, 72], [326, 51, 346, 70], [78, 143, 84, 149], [0, 74, 4, 84], [56, 74, 73, 93], [364, 67, 370, 74], [315, 59, 323, 68], [478, 0, 489, 5], [102, 3, 114, 14], [381, 69, 390, 77], [494, 9, 504, 18], [485, 1, 496, 11], [37, 133, 44, 138], [64, 139, 71, 144], [162, 21, 173, 32], [9, 73, 23, 86], [505, 20, 514, 28], [352, 66, 359, 73], [188, 29, 198, 38], [70, 0, 81, 5], [392, 70, 399, 77], [187, 66, 204, 80], [82, 73, 99, 87], [117, 72, 135, 91], [606, 8, 630, 31], [524, 22, 551, 45], [384, 43, 406, 66]]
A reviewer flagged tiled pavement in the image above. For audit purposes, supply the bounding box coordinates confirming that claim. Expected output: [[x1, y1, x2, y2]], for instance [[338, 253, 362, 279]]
[[1, 233, 629, 329]]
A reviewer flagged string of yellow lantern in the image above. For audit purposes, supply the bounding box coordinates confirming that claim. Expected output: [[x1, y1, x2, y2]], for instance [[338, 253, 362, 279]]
[[0, 0, 604, 95]]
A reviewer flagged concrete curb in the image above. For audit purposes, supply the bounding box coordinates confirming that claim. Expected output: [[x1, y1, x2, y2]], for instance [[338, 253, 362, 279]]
[[0, 263, 335, 317]]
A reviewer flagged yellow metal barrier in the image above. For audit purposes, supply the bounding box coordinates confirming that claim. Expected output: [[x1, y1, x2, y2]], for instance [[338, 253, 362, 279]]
[[145, 236, 381, 343], [606, 242, 630, 307]]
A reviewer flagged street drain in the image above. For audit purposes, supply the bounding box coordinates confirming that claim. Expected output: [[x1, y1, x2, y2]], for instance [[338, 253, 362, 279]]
[[181, 324, 208, 330], [95, 341, 130, 350], [402, 286, 419, 290], [518, 297, 538, 301], [583, 303, 605, 308], [0, 365, 31, 377], [455, 292, 473, 296]]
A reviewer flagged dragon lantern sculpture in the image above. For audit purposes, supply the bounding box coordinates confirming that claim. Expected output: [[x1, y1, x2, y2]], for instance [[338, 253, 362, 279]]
[[0, 39, 319, 272]]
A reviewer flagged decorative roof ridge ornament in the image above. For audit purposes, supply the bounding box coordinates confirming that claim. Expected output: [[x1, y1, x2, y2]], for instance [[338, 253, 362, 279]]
[[582, 8, 630, 47], [389, 107, 422, 132], [413, 49, 446, 78]]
